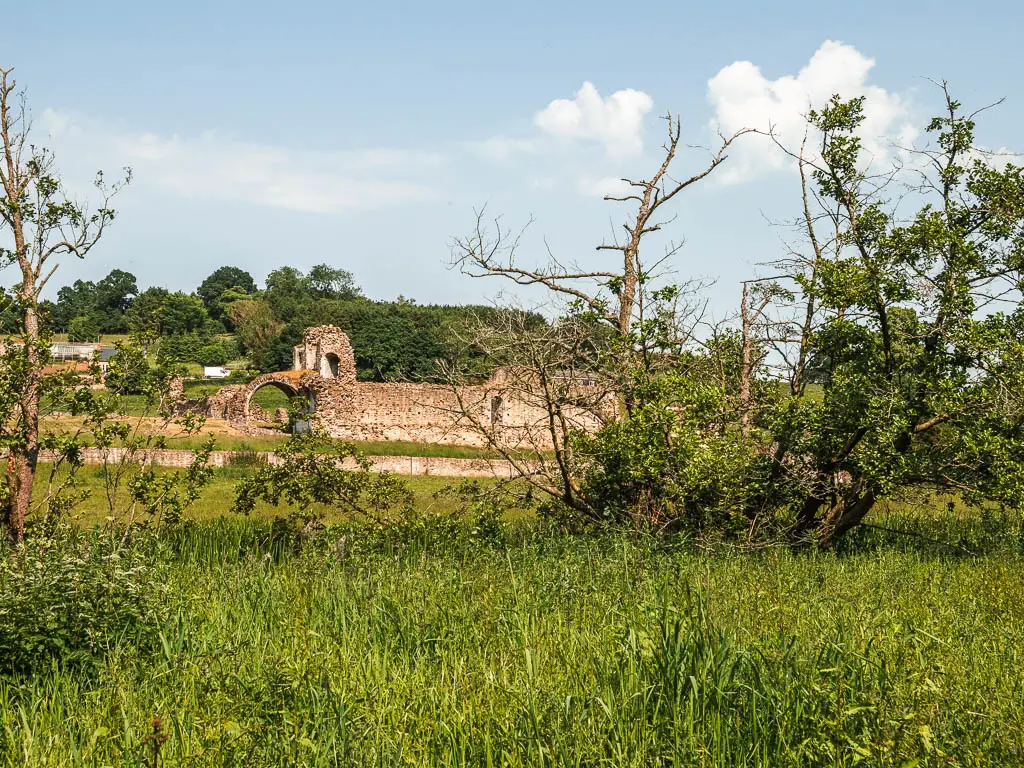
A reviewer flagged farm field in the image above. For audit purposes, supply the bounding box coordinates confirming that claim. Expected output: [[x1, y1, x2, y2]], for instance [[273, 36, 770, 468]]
[[1, 498, 1022, 767]]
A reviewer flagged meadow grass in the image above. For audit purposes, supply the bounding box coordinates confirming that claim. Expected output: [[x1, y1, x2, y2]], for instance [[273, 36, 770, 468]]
[[30, 464, 462, 527], [4, 465, 1024, 766], [0, 509, 1021, 767], [39, 411, 537, 458], [166, 435, 533, 460]]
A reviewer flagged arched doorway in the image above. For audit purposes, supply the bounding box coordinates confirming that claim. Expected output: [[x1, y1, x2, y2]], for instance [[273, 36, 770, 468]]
[[246, 380, 297, 430], [243, 374, 315, 433]]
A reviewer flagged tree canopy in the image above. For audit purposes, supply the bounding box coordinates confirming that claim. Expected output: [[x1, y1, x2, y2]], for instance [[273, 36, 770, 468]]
[[48, 268, 138, 333], [196, 266, 257, 322]]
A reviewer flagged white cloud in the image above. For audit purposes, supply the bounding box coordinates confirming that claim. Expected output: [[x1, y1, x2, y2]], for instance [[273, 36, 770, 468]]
[[535, 81, 653, 157], [40, 110, 442, 214], [707, 40, 915, 183]]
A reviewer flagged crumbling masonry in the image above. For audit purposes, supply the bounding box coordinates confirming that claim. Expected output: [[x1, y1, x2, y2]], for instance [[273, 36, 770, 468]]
[[199, 325, 604, 447]]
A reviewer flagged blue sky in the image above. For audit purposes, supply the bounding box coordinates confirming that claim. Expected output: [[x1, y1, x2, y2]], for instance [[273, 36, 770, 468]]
[[4, 0, 1022, 315]]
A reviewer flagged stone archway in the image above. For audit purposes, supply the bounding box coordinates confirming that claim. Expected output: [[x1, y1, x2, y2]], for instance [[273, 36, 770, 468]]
[[241, 371, 316, 432]]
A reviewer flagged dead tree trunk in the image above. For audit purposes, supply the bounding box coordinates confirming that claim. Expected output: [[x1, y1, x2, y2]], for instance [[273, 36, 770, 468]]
[[739, 282, 753, 437]]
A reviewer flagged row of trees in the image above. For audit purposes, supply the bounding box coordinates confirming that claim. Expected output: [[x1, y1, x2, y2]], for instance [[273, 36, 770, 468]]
[[225, 265, 523, 380], [36, 265, 256, 337], [26, 247, 500, 379]]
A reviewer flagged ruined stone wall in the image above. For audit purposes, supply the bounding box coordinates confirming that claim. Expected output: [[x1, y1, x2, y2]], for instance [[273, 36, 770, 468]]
[[305, 380, 601, 447], [311, 381, 486, 445], [205, 385, 247, 420], [168, 375, 185, 402], [295, 325, 356, 382], [189, 326, 606, 447]]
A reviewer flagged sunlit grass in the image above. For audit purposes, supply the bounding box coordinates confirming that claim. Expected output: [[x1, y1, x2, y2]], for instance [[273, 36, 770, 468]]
[[39, 409, 539, 458], [30, 465, 462, 527], [1, 507, 1021, 766]]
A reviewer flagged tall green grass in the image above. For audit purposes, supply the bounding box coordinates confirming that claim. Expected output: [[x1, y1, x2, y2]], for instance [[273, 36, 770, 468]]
[[1, 510, 1022, 766]]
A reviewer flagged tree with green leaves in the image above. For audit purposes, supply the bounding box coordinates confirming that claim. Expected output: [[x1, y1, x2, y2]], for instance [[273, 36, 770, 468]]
[[264, 266, 307, 322], [51, 268, 138, 333], [196, 265, 257, 321], [0, 287, 18, 332], [226, 298, 282, 368], [51, 279, 95, 330], [742, 86, 1024, 546], [93, 268, 138, 331], [125, 287, 209, 336], [161, 292, 208, 335], [0, 67, 129, 543], [233, 432, 414, 532], [67, 315, 100, 342], [124, 287, 169, 334], [306, 264, 361, 300], [264, 264, 362, 322]]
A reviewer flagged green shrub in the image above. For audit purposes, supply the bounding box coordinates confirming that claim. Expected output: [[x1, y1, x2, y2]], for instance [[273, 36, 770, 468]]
[[0, 530, 170, 676], [574, 371, 757, 534], [195, 338, 239, 367], [159, 334, 239, 366], [103, 344, 153, 395]]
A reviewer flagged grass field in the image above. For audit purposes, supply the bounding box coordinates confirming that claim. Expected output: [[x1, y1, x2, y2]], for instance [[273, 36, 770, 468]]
[[29, 464, 462, 527], [0, 499, 1021, 767], [6, 441, 1023, 765]]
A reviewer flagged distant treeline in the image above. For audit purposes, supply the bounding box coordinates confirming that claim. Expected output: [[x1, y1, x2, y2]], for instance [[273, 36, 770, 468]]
[[0, 264, 529, 381]]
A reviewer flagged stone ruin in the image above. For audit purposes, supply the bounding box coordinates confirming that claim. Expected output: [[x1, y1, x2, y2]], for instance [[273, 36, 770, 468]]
[[193, 325, 605, 447]]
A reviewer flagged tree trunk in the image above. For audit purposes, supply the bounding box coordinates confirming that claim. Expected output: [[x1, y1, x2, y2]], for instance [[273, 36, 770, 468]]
[[4, 194, 35, 543], [6, 300, 39, 545], [739, 282, 753, 437], [0, 67, 123, 544], [792, 493, 826, 541], [818, 489, 878, 548]]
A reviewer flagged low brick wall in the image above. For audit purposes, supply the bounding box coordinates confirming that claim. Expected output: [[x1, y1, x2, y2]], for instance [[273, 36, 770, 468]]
[[36, 447, 525, 478]]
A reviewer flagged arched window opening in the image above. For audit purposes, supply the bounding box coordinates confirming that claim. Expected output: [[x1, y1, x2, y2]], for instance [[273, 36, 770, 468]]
[[322, 352, 341, 379]]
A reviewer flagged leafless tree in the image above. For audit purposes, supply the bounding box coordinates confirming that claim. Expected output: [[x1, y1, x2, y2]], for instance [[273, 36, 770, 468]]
[[443, 115, 751, 513], [451, 115, 751, 339], [438, 309, 617, 520]]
